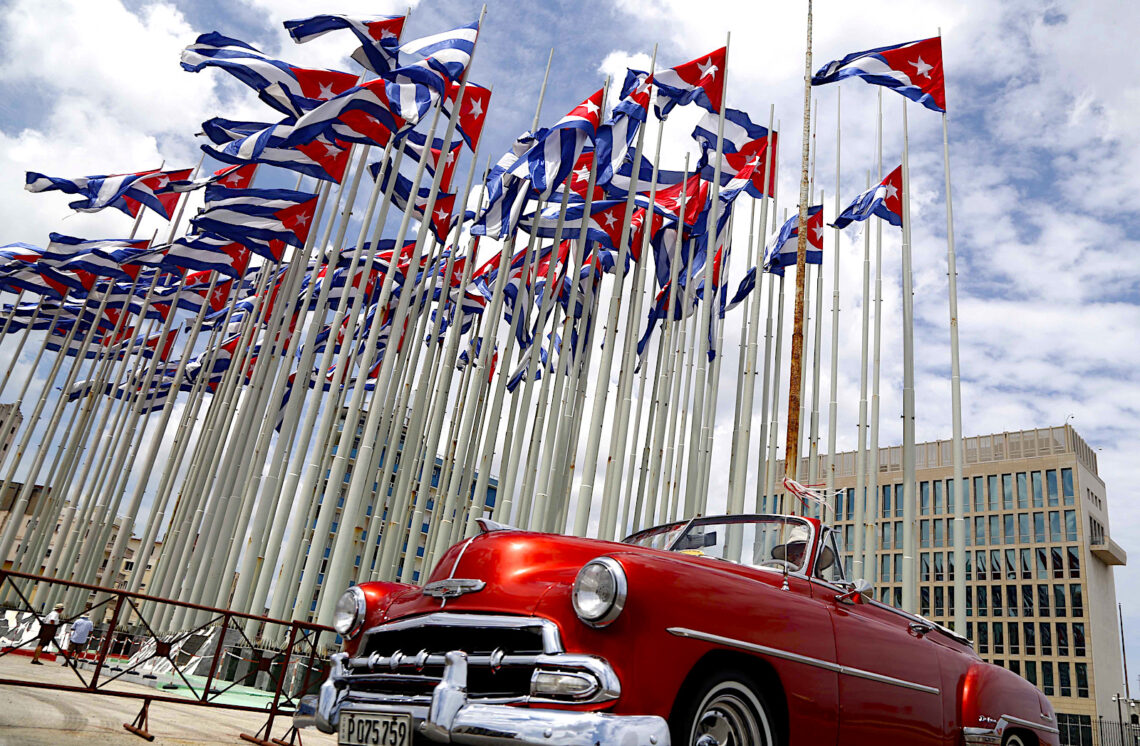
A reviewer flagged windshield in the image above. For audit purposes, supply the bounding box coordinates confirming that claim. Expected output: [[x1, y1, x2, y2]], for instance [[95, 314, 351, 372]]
[[623, 515, 814, 573]]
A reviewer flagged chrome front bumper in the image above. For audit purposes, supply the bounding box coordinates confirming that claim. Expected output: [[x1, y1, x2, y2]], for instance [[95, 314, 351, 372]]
[[295, 650, 670, 746]]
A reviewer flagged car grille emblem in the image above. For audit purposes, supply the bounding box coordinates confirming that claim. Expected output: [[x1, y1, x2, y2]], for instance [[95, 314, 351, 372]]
[[423, 578, 486, 599]]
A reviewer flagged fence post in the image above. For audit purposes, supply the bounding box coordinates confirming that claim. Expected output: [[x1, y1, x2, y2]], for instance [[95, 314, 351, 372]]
[[201, 612, 229, 701], [90, 592, 126, 690]]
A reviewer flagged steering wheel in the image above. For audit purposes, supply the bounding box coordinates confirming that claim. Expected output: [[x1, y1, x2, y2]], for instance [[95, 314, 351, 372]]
[[758, 559, 797, 571]]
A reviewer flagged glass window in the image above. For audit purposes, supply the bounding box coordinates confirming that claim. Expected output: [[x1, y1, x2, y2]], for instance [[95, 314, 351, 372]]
[[1046, 469, 1059, 506], [973, 476, 985, 512], [1061, 468, 1074, 506], [881, 522, 892, 550], [948, 551, 956, 581], [1054, 585, 1067, 617], [935, 552, 945, 582], [1036, 548, 1049, 579], [947, 479, 956, 514], [1008, 621, 1020, 654], [880, 554, 890, 582], [1002, 474, 1014, 510], [1006, 585, 1018, 617], [934, 519, 944, 547], [881, 484, 892, 517], [1009, 660, 1020, 676], [976, 550, 987, 580], [1064, 510, 1077, 541], [1018, 513, 1030, 543], [920, 587, 930, 616], [1016, 472, 1029, 509], [1068, 546, 1080, 578], [1070, 584, 1084, 616], [1020, 548, 1032, 580], [895, 484, 904, 517], [991, 550, 1002, 582], [1038, 585, 1050, 617], [988, 475, 1000, 511], [895, 521, 904, 549], [947, 518, 955, 548], [989, 515, 1000, 547], [1006, 549, 1017, 580], [1057, 661, 1071, 697], [1040, 622, 1052, 655], [1052, 547, 1065, 578], [991, 586, 1003, 617], [977, 622, 989, 653], [934, 481, 944, 514], [1031, 471, 1044, 508], [934, 586, 944, 616], [978, 584, 988, 615], [1049, 511, 1062, 542], [975, 516, 987, 546], [1057, 622, 1069, 656], [1004, 514, 1015, 545], [921, 481, 930, 515], [846, 488, 855, 519], [993, 621, 1005, 653], [921, 552, 931, 582], [1024, 660, 1037, 686], [1075, 663, 1089, 698], [1073, 622, 1086, 656], [1024, 622, 1036, 655], [920, 520, 930, 548], [1033, 512, 1045, 543], [1022, 585, 1033, 616], [966, 586, 974, 617], [894, 554, 902, 583], [964, 517, 972, 547]]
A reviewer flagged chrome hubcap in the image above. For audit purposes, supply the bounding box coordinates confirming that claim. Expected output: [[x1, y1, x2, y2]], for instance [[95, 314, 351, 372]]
[[693, 692, 763, 746]]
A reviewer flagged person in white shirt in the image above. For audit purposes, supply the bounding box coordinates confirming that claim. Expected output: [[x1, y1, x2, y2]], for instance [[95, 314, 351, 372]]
[[60, 610, 94, 667], [30, 603, 64, 665]]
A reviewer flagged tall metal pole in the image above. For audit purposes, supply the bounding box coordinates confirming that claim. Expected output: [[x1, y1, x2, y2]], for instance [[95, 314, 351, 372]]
[[783, 0, 813, 493], [899, 96, 918, 614], [826, 89, 842, 505], [864, 88, 885, 587]]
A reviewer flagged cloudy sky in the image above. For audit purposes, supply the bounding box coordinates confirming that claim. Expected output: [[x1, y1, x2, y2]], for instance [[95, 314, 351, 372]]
[[1, 0, 1137, 695]]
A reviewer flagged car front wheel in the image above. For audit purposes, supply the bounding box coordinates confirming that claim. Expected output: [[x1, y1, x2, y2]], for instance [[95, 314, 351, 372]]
[[672, 672, 778, 746]]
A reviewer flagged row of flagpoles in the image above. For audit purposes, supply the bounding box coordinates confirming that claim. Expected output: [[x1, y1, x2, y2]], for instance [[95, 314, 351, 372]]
[[0, 4, 968, 636]]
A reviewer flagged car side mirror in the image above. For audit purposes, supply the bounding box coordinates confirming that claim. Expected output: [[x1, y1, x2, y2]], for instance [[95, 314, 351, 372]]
[[835, 578, 873, 605]]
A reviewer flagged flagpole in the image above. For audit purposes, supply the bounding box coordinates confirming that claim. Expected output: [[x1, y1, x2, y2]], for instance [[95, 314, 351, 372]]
[[762, 252, 787, 505], [684, 33, 730, 518], [940, 29, 967, 631], [864, 87, 885, 586], [826, 88, 842, 509], [852, 173, 872, 580], [666, 266, 699, 522], [753, 128, 780, 510], [899, 95, 918, 614], [783, 0, 813, 495], [727, 199, 757, 504]]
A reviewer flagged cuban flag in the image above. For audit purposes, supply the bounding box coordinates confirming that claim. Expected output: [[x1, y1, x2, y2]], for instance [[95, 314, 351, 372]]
[[519, 199, 632, 251], [284, 14, 405, 74], [181, 32, 358, 118], [692, 107, 778, 198], [201, 117, 351, 183], [45, 235, 160, 280], [445, 80, 491, 151], [651, 47, 726, 118], [512, 88, 605, 199], [165, 233, 252, 278], [763, 206, 825, 276], [594, 71, 651, 188], [172, 163, 258, 192], [832, 165, 904, 229], [25, 167, 192, 219], [402, 129, 464, 190], [369, 160, 472, 245], [399, 21, 478, 82], [285, 78, 408, 149], [473, 130, 542, 239], [191, 186, 319, 262], [812, 37, 946, 113]]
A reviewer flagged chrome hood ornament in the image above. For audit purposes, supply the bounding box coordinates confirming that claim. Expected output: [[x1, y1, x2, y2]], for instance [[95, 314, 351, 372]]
[[423, 578, 486, 599]]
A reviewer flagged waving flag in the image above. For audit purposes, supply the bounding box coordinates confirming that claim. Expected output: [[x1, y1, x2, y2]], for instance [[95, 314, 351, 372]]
[[44, 234, 160, 280], [191, 186, 319, 261], [519, 199, 633, 250], [181, 32, 358, 117], [692, 108, 778, 198], [445, 80, 491, 151], [165, 233, 252, 278], [172, 163, 257, 192], [201, 117, 351, 182], [831, 165, 904, 229], [652, 47, 726, 118], [812, 37, 946, 113], [399, 21, 478, 82], [284, 14, 405, 74], [764, 206, 824, 275], [402, 129, 464, 190], [369, 160, 472, 244], [25, 167, 192, 219], [472, 131, 538, 240], [595, 71, 651, 187], [285, 77, 408, 148], [511, 88, 605, 198]]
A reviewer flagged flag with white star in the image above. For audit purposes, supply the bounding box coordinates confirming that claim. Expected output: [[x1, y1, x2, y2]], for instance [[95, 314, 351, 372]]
[[831, 165, 904, 229], [650, 46, 726, 118], [763, 205, 825, 276], [812, 37, 946, 113]]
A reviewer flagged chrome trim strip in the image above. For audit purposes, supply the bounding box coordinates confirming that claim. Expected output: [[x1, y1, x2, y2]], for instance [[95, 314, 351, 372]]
[[1001, 713, 1060, 735], [667, 627, 941, 696]]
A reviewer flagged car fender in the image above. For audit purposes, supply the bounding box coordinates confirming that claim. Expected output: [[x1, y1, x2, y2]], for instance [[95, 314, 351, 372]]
[[960, 662, 1060, 745]]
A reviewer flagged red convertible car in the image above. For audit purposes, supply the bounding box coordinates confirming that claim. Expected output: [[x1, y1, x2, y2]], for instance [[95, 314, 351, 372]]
[[296, 513, 1059, 746]]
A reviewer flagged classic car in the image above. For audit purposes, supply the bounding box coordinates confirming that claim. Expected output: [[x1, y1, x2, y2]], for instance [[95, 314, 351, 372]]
[[296, 513, 1059, 746]]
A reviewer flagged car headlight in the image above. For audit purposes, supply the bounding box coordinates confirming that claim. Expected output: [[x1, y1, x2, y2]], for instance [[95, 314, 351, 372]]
[[572, 557, 627, 627], [332, 586, 366, 637]]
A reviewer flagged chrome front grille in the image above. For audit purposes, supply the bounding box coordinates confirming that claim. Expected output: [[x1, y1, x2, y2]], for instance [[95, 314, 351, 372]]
[[343, 613, 563, 703]]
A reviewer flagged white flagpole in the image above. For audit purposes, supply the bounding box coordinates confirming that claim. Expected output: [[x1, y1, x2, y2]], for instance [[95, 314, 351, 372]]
[[665, 267, 699, 522], [864, 87, 885, 587], [762, 242, 788, 503], [899, 95, 918, 614], [727, 199, 757, 504], [852, 174, 872, 581], [826, 89, 842, 509], [684, 33, 730, 518]]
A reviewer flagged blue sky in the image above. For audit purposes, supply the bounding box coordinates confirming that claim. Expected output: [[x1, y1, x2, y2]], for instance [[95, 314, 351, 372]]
[[1, 0, 1138, 698]]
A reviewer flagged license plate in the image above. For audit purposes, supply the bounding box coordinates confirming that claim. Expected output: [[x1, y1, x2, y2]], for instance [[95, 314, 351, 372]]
[[338, 712, 412, 746]]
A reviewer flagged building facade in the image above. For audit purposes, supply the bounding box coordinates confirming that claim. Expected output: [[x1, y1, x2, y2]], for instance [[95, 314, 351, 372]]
[[0, 402, 21, 466], [768, 425, 1128, 746]]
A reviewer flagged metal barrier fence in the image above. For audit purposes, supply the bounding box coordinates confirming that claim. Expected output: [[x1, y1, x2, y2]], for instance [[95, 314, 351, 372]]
[[1098, 720, 1140, 746], [0, 569, 334, 744]]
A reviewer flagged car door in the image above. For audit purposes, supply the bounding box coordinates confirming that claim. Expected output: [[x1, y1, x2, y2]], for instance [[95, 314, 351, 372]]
[[821, 578, 946, 744]]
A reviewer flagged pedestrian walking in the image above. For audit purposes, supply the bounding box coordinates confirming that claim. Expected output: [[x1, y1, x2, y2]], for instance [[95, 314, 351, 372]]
[[59, 608, 93, 666], [30, 602, 64, 665]]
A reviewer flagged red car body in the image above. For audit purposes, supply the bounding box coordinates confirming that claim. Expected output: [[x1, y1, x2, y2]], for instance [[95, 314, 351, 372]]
[[297, 514, 1059, 746]]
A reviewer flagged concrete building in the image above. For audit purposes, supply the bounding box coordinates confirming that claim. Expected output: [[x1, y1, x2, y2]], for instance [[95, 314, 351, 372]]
[[0, 403, 20, 466], [769, 425, 1127, 746], [296, 408, 497, 620]]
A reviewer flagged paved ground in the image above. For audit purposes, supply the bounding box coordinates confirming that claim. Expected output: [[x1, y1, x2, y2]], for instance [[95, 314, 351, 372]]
[[0, 654, 337, 745]]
